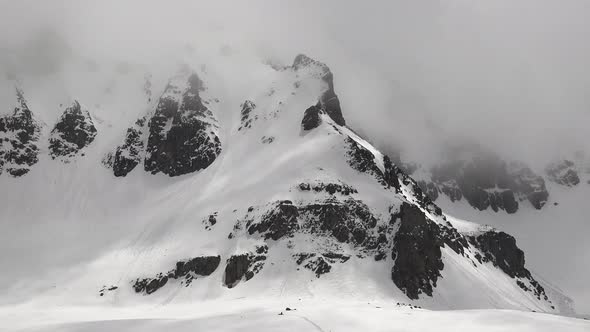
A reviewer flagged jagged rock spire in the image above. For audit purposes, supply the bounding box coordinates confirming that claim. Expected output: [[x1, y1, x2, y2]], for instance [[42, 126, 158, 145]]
[[292, 54, 346, 126], [0, 88, 41, 176], [49, 100, 97, 161]]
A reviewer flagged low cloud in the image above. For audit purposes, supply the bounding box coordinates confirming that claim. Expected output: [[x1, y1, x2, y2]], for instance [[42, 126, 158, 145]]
[[1, 0, 589, 164]]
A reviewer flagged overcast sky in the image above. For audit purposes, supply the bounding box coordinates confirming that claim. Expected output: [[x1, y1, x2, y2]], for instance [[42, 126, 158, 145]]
[[2, 0, 589, 167], [1, 0, 589, 313]]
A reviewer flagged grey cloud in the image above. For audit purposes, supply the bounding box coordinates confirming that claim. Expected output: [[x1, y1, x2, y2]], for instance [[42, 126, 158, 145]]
[[1, 0, 588, 165]]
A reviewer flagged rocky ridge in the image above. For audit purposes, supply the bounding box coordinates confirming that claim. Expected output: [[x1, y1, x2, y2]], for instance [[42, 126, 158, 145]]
[[49, 101, 97, 161]]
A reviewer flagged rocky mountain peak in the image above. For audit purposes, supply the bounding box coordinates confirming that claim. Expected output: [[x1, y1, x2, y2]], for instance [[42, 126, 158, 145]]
[[49, 100, 97, 161], [406, 145, 549, 214], [292, 54, 346, 126], [106, 70, 221, 177], [546, 160, 580, 187], [0, 56, 572, 315], [13, 88, 34, 120], [0, 88, 41, 176]]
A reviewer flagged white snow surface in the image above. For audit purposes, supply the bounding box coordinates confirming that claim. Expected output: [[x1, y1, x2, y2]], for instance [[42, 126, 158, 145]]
[[0, 51, 585, 330], [1, 299, 588, 332]]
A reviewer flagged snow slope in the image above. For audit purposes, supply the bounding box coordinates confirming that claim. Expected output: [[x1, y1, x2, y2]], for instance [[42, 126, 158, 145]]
[[0, 49, 584, 329], [1, 299, 588, 332]]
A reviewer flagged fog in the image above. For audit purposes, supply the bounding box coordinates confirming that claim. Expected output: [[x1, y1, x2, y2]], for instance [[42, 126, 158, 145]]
[[1, 0, 589, 312], [2, 0, 589, 166]]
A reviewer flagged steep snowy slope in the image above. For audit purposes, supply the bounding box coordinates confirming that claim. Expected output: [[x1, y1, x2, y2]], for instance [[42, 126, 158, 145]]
[[0, 51, 577, 321], [386, 142, 590, 313]]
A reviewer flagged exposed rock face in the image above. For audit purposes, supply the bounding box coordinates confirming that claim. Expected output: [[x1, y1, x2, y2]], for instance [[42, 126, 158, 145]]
[[391, 203, 468, 300], [471, 231, 526, 278], [235, 195, 392, 269], [346, 137, 386, 185], [174, 256, 221, 279], [417, 180, 439, 202], [227, 194, 392, 281], [0, 89, 41, 177], [345, 137, 443, 218], [224, 246, 268, 288], [49, 101, 97, 161], [470, 231, 549, 302], [508, 162, 549, 210], [294, 252, 350, 277], [546, 160, 580, 187], [109, 71, 222, 177], [246, 200, 300, 241], [202, 212, 218, 231], [297, 181, 358, 196], [112, 117, 147, 177], [292, 54, 345, 126], [144, 72, 221, 176], [238, 100, 257, 131], [241, 197, 384, 250], [299, 198, 380, 246], [301, 104, 322, 131], [134, 274, 169, 295], [133, 255, 221, 294], [426, 151, 548, 213]]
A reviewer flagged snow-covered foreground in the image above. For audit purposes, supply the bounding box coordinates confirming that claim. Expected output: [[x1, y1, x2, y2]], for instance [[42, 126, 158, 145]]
[[1, 299, 588, 332]]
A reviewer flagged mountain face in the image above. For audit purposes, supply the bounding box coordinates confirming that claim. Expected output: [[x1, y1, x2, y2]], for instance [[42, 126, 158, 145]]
[[106, 71, 221, 177], [0, 54, 575, 315], [49, 101, 97, 161], [0, 89, 41, 176], [392, 144, 589, 216], [546, 160, 581, 187]]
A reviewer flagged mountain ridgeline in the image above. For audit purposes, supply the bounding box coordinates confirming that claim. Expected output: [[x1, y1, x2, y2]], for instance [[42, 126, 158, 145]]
[[0, 54, 575, 314]]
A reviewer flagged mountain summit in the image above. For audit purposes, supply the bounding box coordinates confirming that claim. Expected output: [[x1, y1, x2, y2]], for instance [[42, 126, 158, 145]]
[[0, 54, 574, 315]]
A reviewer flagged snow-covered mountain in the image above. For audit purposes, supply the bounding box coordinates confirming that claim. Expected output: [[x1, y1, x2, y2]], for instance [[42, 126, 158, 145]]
[[381, 140, 590, 314], [389, 143, 590, 215], [0, 51, 584, 330]]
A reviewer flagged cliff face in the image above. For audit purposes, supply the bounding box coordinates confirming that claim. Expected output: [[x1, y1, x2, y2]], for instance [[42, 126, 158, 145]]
[[0, 54, 572, 315]]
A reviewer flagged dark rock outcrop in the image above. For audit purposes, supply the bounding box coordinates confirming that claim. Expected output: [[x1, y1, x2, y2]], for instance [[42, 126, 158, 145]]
[[133, 274, 169, 295], [237, 196, 391, 267], [224, 246, 268, 288], [247, 201, 300, 241], [294, 252, 351, 277], [426, 150, 548, 213], [417, 180, 439, 202], [292, 54, 345, 126], [391, 203, 445, 299], [299, 198, 379, 246], [112, 117, 147, 177], [391, 203, 468, 300], [49, 101, 97, 161], [346, 137, 385, 185], [298, 181, 358, 196], [471, 231, 527, 278], [301, 104, 323, 131], [0, 88, 41, 177], [470, 231, 549, 301], [509, 162, 549, 209], [346, 138, 443, 217], [238, 100, 257, 131], [174, 256, 221, 280], [144, 72, 221, 176], [109, 71, 222, 177], [133, 255, 220, 294], [546, 160, 580, 187], [98, 285, 118, 297], [203, 212, 218, 231]]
